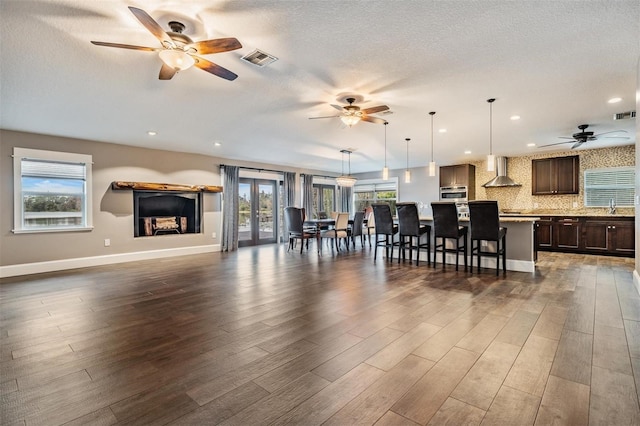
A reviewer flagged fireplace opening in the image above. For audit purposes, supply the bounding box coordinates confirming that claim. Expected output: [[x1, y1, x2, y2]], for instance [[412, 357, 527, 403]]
[[133, 191, 201, 237]]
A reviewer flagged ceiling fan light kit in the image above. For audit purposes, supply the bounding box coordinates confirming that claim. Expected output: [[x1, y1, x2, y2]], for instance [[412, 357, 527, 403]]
[[159, 49, 195, 71], [310, 97, 389, 127]]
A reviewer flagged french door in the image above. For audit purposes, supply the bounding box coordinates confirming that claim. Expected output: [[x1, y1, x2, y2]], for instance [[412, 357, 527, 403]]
[[238, 178, 278, 246]]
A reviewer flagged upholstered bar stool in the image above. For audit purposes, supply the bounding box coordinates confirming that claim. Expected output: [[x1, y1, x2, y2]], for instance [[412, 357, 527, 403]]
[[396, 202, 431, 266], [431, 202, 468, 271], [468, 200, 507, 275], [371, 203, 399, 261]]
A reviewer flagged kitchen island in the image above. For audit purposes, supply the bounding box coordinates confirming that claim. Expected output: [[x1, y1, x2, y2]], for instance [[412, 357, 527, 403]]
[[421, 216, 539, 273]]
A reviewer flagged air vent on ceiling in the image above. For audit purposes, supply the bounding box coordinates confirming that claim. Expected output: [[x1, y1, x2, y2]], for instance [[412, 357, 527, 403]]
[[241, 49, 278, 67], [613, 111, 636, 120]]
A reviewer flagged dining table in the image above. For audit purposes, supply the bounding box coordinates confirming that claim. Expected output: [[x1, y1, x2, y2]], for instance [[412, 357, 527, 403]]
[[303, 218, 335, 252]]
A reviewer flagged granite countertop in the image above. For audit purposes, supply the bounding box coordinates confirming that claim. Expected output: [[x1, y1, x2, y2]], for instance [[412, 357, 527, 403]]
[[499, 210, 634, 218]]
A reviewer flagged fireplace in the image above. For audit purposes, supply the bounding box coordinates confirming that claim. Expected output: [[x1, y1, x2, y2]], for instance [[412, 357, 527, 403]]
[[133, 191, 201, 237]]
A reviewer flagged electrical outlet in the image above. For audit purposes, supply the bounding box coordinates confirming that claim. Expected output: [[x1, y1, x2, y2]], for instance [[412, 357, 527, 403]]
[[533, 203, 539, 208], [573, 202, 578, 208], [211, 232, 216, 239], [104, 238, 111, 247]]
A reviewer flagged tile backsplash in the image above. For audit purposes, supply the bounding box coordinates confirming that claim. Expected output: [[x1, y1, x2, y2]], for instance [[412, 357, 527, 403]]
[[468, 145, 635, 215]]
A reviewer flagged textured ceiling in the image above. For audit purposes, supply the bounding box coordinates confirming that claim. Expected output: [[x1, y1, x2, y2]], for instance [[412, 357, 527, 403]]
[[1, 0, 638, 174]]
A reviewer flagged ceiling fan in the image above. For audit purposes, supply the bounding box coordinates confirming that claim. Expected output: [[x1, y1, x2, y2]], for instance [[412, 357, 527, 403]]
[[91, 6, 242, 81], [539, 124, 629, 149], [309, 97, 389, 126]]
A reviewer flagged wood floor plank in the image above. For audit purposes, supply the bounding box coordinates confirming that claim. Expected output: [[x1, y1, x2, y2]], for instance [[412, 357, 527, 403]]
[[503, 334, 558, 397], [168, 381, 270, 426], [455, 313, 509, 354], [312, 327, 402, 382], [61, 407, 118, 426], [531, 303, 568, 340], [595, 277, 625, 329], [625, 320, 640, 359], [564, 286, 596, 335], [549, 329, 593, 385], [365, 322, 441, 371], [375, 411, 420, 426], [534, 375, 589, 426], [451, 340, 521, 410], [590, 365, 640, 425], [426, 397, 486, 426], [481, 385, 540, 426], [593, 324, 633, 375], [219, 372, 330, 425], [391, 347, 479, 424], [324, 355, 434, 425], [494, 309, 539, 347], [271, 363, 385, 425]]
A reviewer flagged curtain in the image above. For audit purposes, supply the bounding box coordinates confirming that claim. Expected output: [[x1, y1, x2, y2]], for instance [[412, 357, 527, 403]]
[[341, 186, 352, 213], [303, 174, 314, 220], [221, 165, 239, 252], [283, 171, 296, 208]]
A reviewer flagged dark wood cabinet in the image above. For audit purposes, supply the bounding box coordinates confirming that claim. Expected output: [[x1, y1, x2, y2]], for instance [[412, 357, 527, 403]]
[[439, 164, 476, 199], [531, 155, 579, 195], [535, 215, 634, 257]]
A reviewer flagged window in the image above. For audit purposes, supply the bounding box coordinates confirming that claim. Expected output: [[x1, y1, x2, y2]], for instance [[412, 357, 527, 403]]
[[312, 184, 335, 218], [353, 179, 398, 212], [584, 166, 635, 207], [13, 147, 93, 233]]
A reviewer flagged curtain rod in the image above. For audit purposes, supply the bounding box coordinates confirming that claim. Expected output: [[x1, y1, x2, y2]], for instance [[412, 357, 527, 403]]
[[301, 173, 336, 179], [219, 164, 285, 174]]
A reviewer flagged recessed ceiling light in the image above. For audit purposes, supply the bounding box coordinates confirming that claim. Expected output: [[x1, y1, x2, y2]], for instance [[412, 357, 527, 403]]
[[527, 143, 536, 147], [464, 150, 472, 155], [608, 97, 622, 104], [438, 129, 447, 133], [510, 115, 520, 121], [147, 131, 157, 136], [214, 142, 221, 147]]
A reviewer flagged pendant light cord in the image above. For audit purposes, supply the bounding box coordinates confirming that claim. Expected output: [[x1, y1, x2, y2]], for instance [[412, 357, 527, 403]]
[[429, 111, 435, 162], [384, 122, 388, 167], [405, 138, 410, 170], [488, 98, 495, 155]]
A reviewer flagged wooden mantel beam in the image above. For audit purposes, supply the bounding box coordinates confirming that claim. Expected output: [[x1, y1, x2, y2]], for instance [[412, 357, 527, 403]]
[[111, 181, 222, 193]]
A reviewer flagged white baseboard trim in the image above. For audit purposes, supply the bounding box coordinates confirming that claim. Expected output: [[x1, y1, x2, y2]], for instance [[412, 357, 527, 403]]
[[0, 244, 221, 278], [437, 252, 535, 273], [634, 270, 640, 297]]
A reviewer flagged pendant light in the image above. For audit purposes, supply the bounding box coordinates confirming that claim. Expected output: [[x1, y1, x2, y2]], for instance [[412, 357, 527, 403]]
[[428, 111, 436, 177], [336, 149, 357, 187], [382, 121, 389, 180], [487, 98, 496, 172], [404, 138, 411, 183]]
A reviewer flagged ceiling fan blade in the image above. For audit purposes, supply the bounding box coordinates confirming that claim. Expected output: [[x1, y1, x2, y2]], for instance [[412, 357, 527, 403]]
[[361, 116, 387, 124], [193, 56, 238, 80], [128, 6, 172, 47], [361, 105, 389, 115], [186, 37, 242, 55], [558, 136, 576, 140], [308, 115, 340, 120], [538, 141, 576, 148], [90, 41, 158, 51], [571, 141, 585, 149], [594, 130, 629, 137], [331, 104, 345, 111], [159, 63, 177, 80]]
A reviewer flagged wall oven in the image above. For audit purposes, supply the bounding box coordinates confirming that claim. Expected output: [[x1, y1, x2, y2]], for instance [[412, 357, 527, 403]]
[[439, 186, 468, 202]]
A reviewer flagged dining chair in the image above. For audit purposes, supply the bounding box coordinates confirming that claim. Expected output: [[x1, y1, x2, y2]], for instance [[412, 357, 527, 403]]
[[349, 211, 366, 248], [365, 209, 376, 247], [396, 202, 431, 266], [371, 203, 399, 261], [321, 212, 349, 252], [431, 202, 468, 271], [468, 200, 507, 275], [284, 206, 315, 253]]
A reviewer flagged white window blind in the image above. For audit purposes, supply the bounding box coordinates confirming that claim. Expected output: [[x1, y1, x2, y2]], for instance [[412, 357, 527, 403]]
[[584, 167, 635, 207], [21, 159, 86, 180]]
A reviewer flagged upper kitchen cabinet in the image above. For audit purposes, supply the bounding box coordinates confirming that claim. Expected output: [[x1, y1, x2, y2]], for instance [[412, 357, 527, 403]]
[[531, 155, 579, 195], [440, 164, 476, 199]]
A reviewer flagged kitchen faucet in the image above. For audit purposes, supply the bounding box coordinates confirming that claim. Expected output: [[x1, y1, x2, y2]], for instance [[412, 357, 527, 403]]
[[608, 198, 616, 214]]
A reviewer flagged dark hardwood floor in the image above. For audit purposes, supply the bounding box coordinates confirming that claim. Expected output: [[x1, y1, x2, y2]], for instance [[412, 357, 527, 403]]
[[1, 244, 640, 425]]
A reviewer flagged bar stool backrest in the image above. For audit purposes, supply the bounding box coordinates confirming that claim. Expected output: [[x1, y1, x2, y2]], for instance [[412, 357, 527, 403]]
[[468, 200, 500, 240], [396, 202, 420, 236], [372, 203, 395, 235], [431, 202, 460, 239]]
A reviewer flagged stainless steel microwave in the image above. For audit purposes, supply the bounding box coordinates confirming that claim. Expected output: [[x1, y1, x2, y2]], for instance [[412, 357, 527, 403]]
[[439, 186, 468, 202]]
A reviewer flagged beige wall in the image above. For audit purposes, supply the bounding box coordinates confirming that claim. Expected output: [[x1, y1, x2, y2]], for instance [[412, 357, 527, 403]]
[[469, 145, 635, 215], [0, 130, 324, 269]]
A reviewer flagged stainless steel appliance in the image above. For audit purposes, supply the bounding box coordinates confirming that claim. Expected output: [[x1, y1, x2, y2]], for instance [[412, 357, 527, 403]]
[[439, 186, 468, 202], [439, 186, 469, 218]]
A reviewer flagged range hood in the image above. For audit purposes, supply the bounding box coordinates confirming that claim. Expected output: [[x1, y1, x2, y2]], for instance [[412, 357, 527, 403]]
[[482, 156, 521, 187]]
